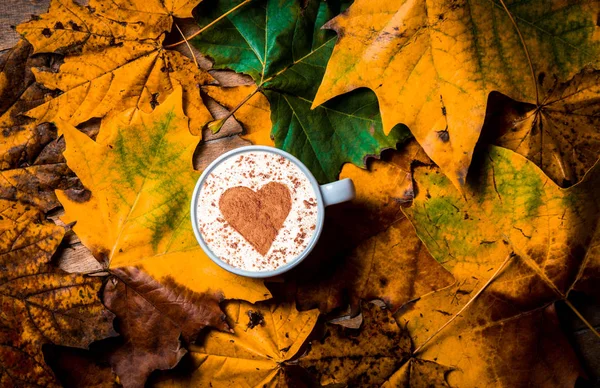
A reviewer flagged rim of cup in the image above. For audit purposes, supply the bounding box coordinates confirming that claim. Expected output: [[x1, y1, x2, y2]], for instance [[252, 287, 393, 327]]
[[190, 145, 326, 278]]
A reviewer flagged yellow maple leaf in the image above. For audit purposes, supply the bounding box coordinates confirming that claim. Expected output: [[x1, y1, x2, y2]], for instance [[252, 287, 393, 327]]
[[312, 0, 600, 187], [397, 146, 600, 385], [155, 301, 319, 387], [55, 87, 270, 301], [17, 0, 213, 135]]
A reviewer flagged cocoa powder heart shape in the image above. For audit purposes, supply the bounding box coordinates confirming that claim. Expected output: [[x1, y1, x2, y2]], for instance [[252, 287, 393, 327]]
[[218, 182, 292, 256]]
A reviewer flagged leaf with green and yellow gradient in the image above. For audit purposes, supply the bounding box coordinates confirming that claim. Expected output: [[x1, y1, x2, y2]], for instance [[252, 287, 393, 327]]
[[55, 88, 270, 301], [313, 0, 600, 187], [397, 145, 599, 386]]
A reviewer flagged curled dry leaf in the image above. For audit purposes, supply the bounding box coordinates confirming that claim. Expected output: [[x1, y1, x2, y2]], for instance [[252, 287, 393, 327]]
[[154, 300, 319, 387], [484, 67, 600, 187], [0, 121, 79, 212], [193, 0, 410, 182], [0, 199, 116, 387], [90, 0, 204, 40], [299, 302, 452, 387], [0, 40, 81, 212], [0, 40, 36, 114], [398, 145, 600, 386], [0, 39, 60, 122], [313, 0, 600, 187], [293, 140, 454, 314], [17, 0, 214, 135], [103, 267, 229, 388], [55, 87, 270, 301]]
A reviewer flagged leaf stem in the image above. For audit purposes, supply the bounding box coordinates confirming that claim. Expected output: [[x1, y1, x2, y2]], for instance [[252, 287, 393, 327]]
[[174, 22, 199, 69], [84, 269, 110, 277], [563, 298, 600, 339], [498, 0, 539, 105], [205, 86, 261, 133], [412, 253, 514, 355], [164, 0, 253, 49]]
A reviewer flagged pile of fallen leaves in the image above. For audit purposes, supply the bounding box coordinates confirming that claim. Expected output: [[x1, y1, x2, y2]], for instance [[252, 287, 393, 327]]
[[1, 0, 599, 386]]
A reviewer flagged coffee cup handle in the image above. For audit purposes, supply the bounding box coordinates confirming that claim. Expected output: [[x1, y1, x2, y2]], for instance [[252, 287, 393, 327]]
[[320, 178, 356, 207]]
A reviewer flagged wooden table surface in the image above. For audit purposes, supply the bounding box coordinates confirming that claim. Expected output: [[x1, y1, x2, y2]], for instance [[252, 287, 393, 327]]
[[1, 0, 599, 385], [1, 0, 50, 51]]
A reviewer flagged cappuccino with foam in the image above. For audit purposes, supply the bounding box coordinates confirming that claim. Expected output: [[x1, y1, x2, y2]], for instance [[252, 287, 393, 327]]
[[196, 150, 318, 271]]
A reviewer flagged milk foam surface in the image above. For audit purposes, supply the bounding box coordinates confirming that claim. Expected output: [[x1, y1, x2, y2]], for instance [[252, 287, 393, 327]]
[[197, 151, 318, 271]]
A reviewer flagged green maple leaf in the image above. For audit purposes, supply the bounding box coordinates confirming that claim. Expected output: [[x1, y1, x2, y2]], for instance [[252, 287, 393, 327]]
[[193, 0, 410, 182]]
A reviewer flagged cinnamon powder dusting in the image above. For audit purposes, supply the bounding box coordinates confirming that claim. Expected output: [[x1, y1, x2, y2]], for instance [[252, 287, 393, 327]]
[[197, 151, 319, 271]]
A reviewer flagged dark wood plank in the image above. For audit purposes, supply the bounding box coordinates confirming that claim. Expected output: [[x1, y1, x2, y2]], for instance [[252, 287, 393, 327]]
[[0, 0, 50, 51]]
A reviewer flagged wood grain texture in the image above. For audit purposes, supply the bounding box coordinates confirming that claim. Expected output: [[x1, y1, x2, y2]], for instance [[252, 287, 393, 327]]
[[0, 0, 49, 51]]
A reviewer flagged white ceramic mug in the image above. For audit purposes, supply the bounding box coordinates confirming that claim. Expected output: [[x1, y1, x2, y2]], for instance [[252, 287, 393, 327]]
[[190, 145, 355, 278]]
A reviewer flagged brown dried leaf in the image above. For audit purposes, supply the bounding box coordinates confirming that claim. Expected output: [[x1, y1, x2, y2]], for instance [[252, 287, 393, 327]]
[[0, 120, 81, 212], [299, 302, 452, 387], [0, 40, 81, 212], [0, 40, 62, 123], [103, 267, 229, 388], [0, 40, 36, 115], [485, 67, 600, 187]]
